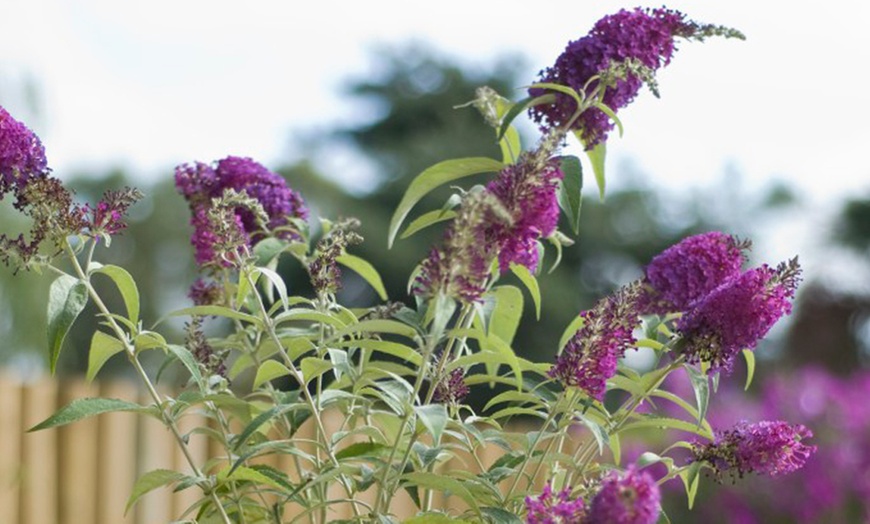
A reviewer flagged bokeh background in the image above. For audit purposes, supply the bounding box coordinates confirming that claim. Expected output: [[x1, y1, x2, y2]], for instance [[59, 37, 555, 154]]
[[2, 1, 869, 521]]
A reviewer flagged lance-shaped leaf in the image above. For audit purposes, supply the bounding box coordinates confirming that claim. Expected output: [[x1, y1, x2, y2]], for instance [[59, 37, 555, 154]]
[[29, 397, 144, 432], [336, 254, 388, 301], [47, 275, 89, 374], [388, 157, 504, 248], [557, 155, 583, 234], [92, 264, 140, 326]]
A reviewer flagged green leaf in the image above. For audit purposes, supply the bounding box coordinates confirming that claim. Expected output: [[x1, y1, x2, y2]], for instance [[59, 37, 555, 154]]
[[334, 441, 388, 461], [576, 412, 608, 455], [509, 263, 541, 320], [388, 157, 504, 248], [593, 102, 624, 138], [414, 404, 448, 446], [338, 338, 422, 366], [742, 349, 756, 391], [583, 139, 607, 200], [557, 155, 583, 234], [405, 515, 472, 524], [29, 397, 143, 432], [300, 358, 333, 386], [164, 344, 203, 387], [92, 264, 140, 326], [685, 365, 710, 427], [86, 331, 125, 382], [254, 266, 289, 311], [610, 432, 622, 465], [402, 472, 481, 516], [47, 275, 89, 374], [219, 465, 291, 493], [161, 305, 262, 328], [526, 82, 582, 108], [496, 94, 555, 142], [679, 462, 702, 510], [487, 286, 523, 347], [336, 254, 388, 301], [499, 125, 521, 164], [620, 416, 714, 440], [481, 507, 523, 524], [400, 209, 457, 240], [253, 360, 293, 389], [125, 469, 187, 514], [253, 237, 288, 266], [558, 315, 586, 351], [333, 319, 418, 341]]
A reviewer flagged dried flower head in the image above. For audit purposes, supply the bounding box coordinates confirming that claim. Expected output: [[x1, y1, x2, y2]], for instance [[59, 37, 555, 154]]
[[188, 278, 222, 306], [640, 232, 749, 314], [308, 218, 363, 295], [185, 318, 227, 378], [550, 283, 641, 400], [677, 259, 801, 371], [524, 483, 586, 524], [432, 368, 470, 405], [691, 420, 816, 479], [586, 466, 661, 524]]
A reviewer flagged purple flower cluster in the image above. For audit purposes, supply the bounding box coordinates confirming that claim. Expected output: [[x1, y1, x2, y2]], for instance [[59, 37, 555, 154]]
[[691, 420, 816, 479], [530, 8, 696, 147], [677, 261, 800, 371], [0, 106, 47, 191], [86, 187, 143, 238], [525, 483, 586, 524], [486, 155, 563, 273], [641, 232, 748, 314], [587, 466, 661, 524], [549, 284, 641, 400], [175, 156, 308, 268], [639, 232, 800, 372]]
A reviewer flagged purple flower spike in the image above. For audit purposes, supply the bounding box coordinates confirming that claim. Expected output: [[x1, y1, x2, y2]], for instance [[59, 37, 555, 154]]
[[0, 106, 48, 191], [586, 466, 661, 524], [525, 483, 586, 524], [691, 420, 816, 478], [487, 155, 563, 273], [530, 8, 696, 147], [641, 232, 748, 314], [433, 368, 470, 405], [550, 284, 641, 400], [677, 259, 800, 371]]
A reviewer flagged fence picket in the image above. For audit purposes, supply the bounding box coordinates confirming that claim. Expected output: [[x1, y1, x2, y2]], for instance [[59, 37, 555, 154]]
[[20, 379, 59, 524], [0, 374, 22, 524]]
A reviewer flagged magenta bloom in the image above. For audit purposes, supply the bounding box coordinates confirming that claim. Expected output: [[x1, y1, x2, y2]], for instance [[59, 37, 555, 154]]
[[691, 420, 816, 478], [487, 155, 563, 273], [0, 106, 47, 191], [175, 156, 308, 268], [550, 284, 640, 400], [677, 260, 800, 371], [641, 232, 748, 314], [586, 466, 661, 524], [525, 483, 586, 524], [530, 8, 696, 147]]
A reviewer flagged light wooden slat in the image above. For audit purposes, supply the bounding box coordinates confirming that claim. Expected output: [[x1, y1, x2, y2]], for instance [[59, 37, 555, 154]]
[[136, 389, 175, 524], [172, 409, 210, 520], [20, 378, 59, 524], [58, 379, 99, 524], [0, 375, 22, 524], [97, 380, 138, 524]]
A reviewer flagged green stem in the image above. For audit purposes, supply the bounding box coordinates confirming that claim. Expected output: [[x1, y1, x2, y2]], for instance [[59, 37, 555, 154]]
[[62, 240, 234, 524]]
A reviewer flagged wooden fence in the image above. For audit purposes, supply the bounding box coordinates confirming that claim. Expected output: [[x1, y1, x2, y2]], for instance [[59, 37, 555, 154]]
[[0, 373, 541, 524]]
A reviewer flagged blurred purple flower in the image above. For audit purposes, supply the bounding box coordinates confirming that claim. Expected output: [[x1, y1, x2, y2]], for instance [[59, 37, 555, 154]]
[[525, 483, 586, 524], [433, 368, 470, 405], [586, 466, 661, 524]]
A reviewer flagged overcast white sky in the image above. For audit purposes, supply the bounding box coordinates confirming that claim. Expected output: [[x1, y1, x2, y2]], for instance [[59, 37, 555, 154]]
[[2, 0, 869, 287]]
